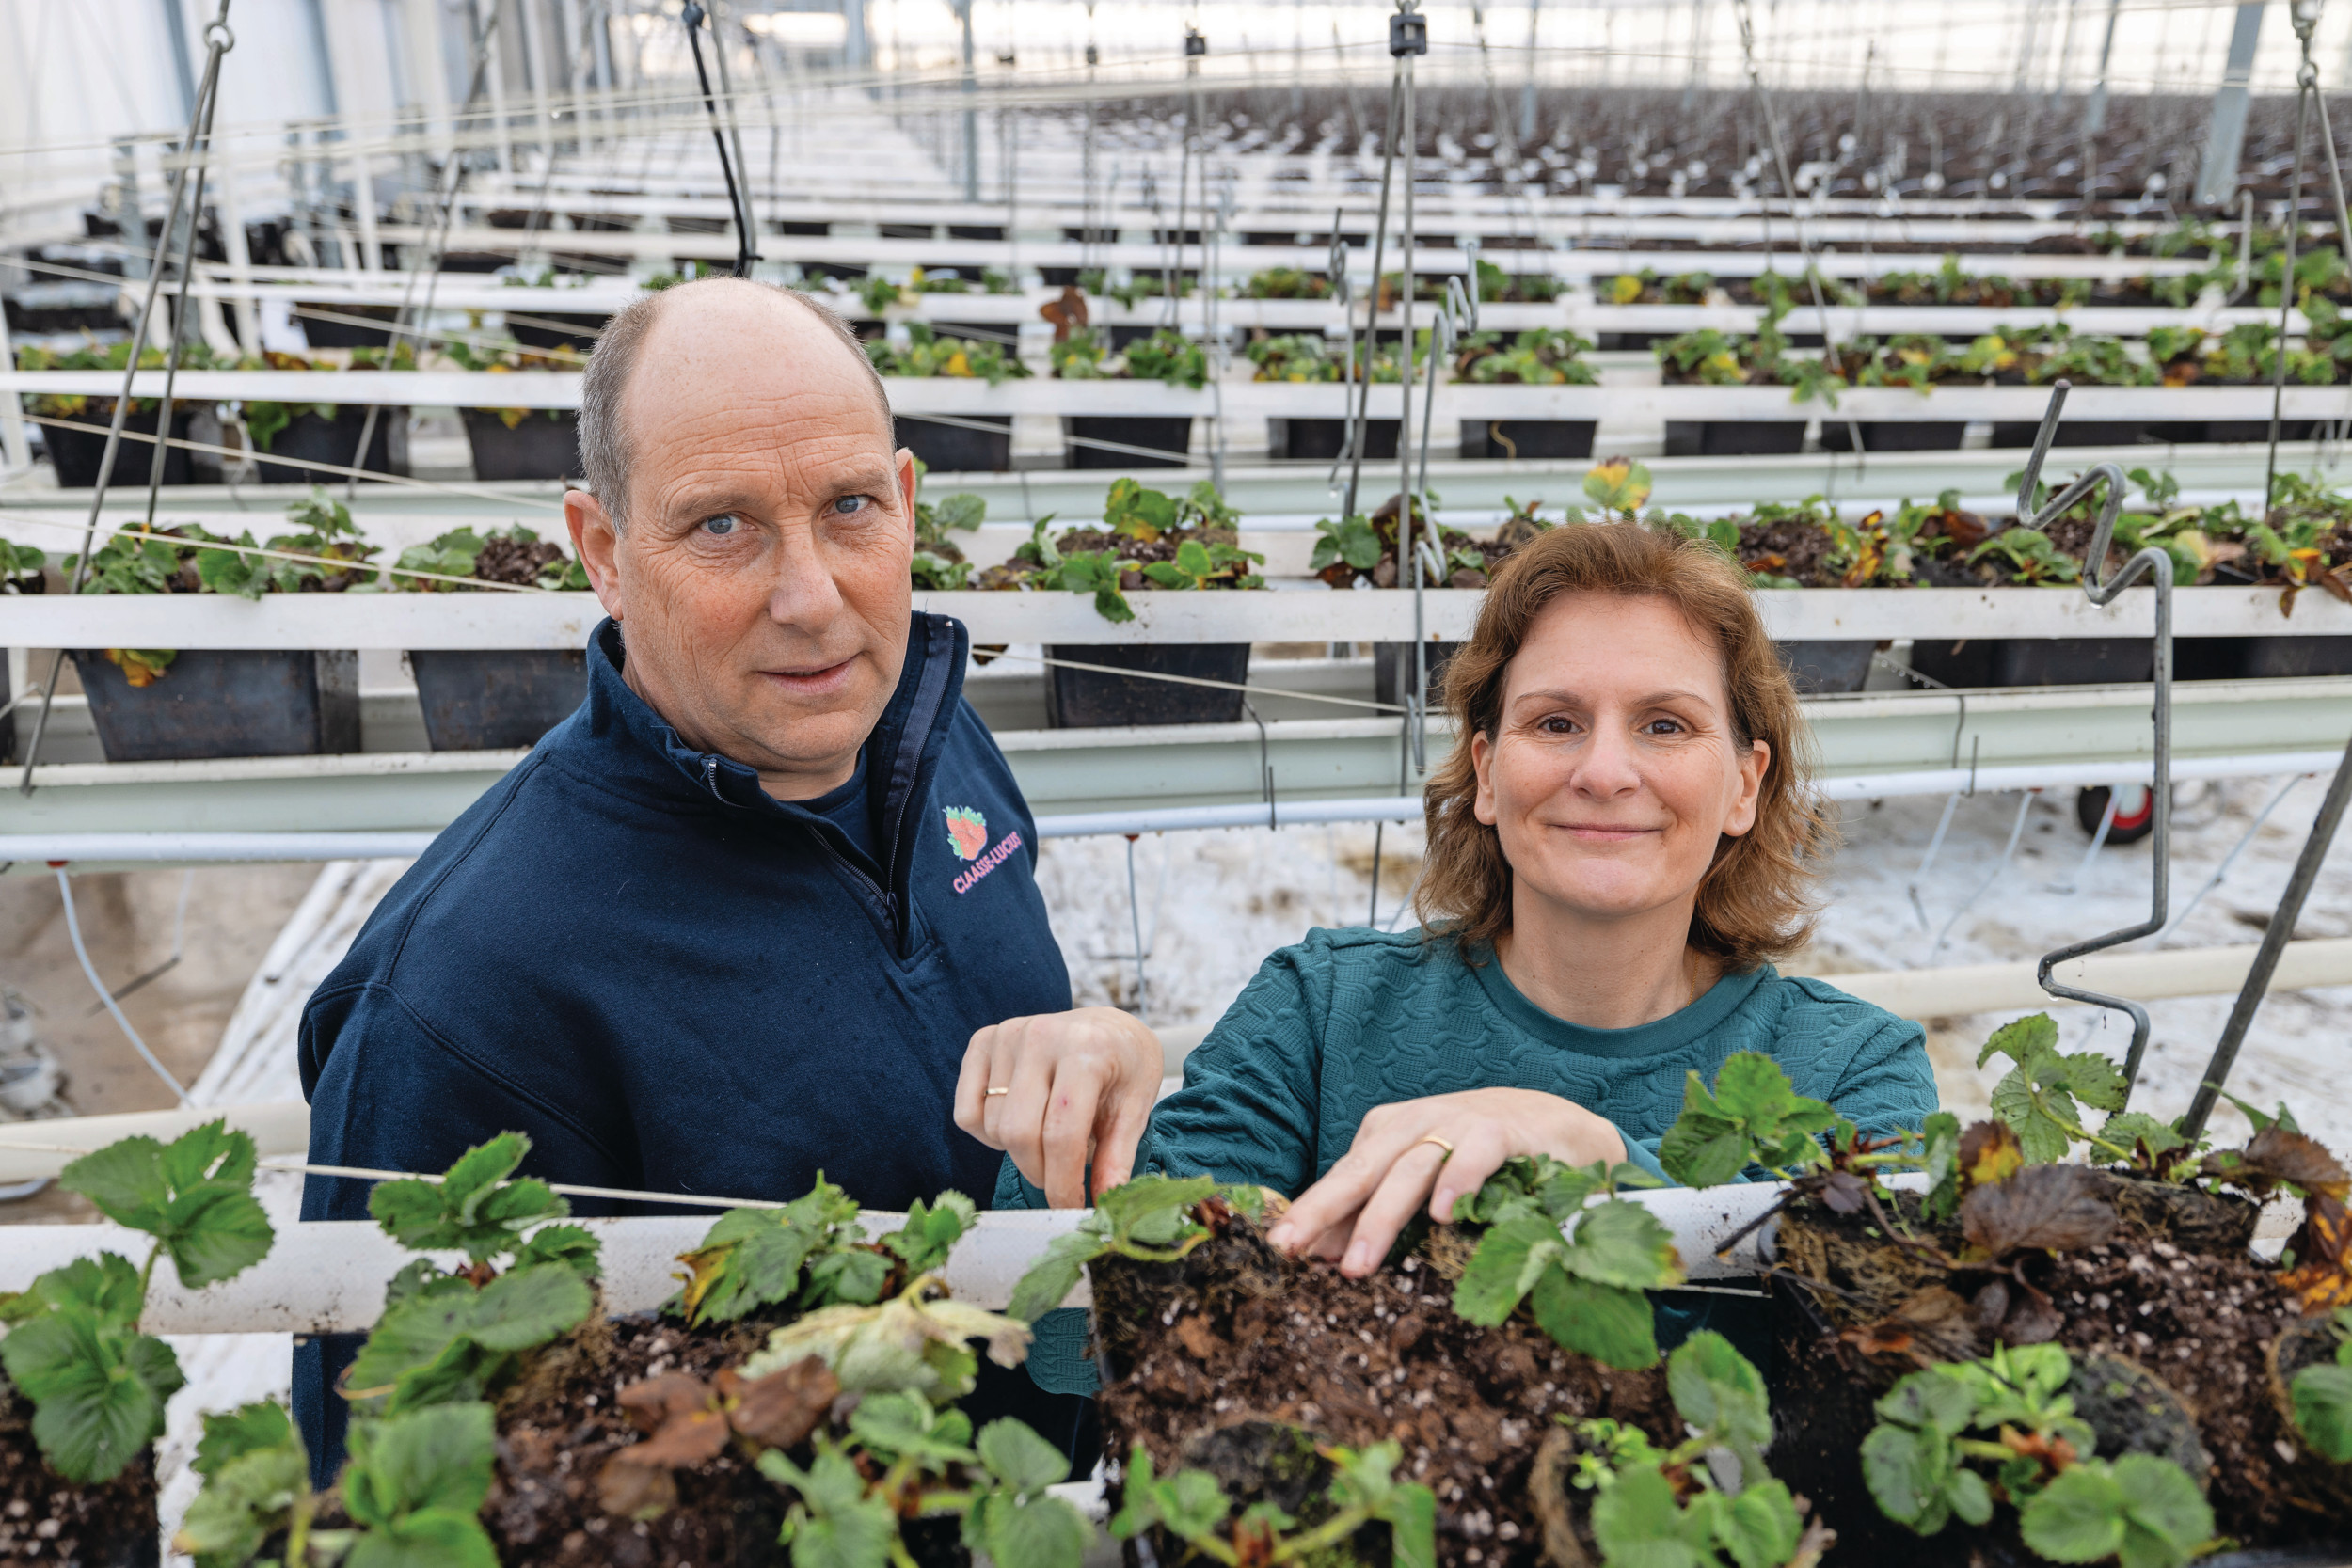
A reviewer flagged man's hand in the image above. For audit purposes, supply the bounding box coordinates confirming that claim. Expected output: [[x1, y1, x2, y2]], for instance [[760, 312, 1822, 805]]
[[955, 1008, 1165, 1208], [1263, 1088, 1627, 1277]]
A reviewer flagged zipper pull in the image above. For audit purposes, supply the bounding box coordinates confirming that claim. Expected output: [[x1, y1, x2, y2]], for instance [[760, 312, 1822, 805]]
[[703, 755, 721, 799]]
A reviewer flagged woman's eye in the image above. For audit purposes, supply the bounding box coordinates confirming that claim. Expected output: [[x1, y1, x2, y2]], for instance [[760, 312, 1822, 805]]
[[1538, 716, 1578, 736], [1644, 718, 1687, 736], [701, 513, 742, 536]]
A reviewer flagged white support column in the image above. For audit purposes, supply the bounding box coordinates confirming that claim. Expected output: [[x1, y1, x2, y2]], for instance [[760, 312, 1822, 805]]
[[2196, 3, 2268, 207]]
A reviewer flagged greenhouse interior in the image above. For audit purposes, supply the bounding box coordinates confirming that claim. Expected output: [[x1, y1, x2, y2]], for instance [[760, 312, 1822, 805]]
[[11, 0, 2352, 1562]]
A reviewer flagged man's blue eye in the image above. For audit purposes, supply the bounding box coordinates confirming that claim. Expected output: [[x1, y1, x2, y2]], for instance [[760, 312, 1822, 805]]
[[702, 514, 739, 536], [834, 496, 869, 515]]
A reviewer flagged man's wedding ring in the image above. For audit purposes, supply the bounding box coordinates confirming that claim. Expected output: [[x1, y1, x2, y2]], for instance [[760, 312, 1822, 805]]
[[985, 1086, 1010, 1097]]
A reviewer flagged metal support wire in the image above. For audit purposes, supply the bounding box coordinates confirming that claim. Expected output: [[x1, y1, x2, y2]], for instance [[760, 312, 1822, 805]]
[[2265, 3, 2324, 513], [1405, 270, 1477, 773], [2153, 772, 2304, 945], [681, 1, 762, 277], [1343, 68, 1407, 523], [2180, 734, 2352, 1141], [1323, 214, 1358, 498], [2012, 381, 2176, 1102], [56, 870, 190, 1108], [19, 1, 232, 799], [1729, 0, 1864, 465]]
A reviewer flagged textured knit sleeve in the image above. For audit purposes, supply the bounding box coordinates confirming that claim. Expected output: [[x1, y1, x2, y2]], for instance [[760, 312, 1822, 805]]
[[1829, 1013, 1942, 1137], [1129, 941, 1331, 1194]]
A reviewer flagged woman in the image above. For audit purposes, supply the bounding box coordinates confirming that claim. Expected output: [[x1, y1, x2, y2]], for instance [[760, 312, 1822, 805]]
[[959, 521, 1937, 1383]]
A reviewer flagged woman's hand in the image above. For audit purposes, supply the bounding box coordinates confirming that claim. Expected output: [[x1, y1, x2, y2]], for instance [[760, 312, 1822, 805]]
[[955, 1008, 1166, 1208], [1264, 1089, 1628, 1276]]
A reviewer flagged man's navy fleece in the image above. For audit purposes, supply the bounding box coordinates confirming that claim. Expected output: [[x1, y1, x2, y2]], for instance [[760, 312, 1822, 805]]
[[296, 614, 1073, 1480]]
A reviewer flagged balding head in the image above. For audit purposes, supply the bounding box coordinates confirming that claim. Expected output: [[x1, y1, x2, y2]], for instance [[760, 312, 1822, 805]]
[[579, 277, 891, 531], [563, 275, 921, 803]]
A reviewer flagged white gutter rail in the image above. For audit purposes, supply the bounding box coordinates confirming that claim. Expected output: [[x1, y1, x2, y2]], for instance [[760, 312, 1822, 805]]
[[0, 1184, 1794, 1336]]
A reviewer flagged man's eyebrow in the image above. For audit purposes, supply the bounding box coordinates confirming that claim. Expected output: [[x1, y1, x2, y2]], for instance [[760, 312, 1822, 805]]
[[820, 466, 900, 498]]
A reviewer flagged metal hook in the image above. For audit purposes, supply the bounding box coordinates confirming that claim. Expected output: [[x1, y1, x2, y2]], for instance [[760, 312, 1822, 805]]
[[2011, 381, 2175, 1102]]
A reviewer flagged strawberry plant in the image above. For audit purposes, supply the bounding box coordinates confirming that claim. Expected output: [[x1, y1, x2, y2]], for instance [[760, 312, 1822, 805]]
[[1007, 1174, 1266, 1323], [1453, 326, 1599, 386], [1862, 1345, 2213, 1568], [670, 1179, 976, 1325], [1660, 1051, 1843, 1185], [1976, 1014, 2127, 1164], [343, 1132, 600, 1414], [1558, 1333, 1824, 1568], [1111, 1438, 1438, 1568], [177, 1399, 502, 1568], [862, 322, 1029, 385], [2289, 1309, 2352, 1462], [0, 1120, 273, 1483], [1448, 1154, 1683, 1369]]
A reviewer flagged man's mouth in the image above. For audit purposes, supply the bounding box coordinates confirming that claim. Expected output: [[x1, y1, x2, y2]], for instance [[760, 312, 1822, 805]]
[[760, 658, 856, 695]]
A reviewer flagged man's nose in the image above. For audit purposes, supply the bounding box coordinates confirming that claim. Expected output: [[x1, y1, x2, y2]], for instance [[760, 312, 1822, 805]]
[[765, 524, 846, 630]]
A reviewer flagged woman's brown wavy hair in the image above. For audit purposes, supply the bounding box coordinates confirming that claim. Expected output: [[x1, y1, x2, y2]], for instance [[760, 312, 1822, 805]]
[[1413, 521, 1829, 970]]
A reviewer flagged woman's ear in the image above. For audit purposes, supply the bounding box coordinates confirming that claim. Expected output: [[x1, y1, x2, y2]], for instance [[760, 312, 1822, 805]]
[[1723, 737, 1771, 837], [1470, 728, 1500, 826]]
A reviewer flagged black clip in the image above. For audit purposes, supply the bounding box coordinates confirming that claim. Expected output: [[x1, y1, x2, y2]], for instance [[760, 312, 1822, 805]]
[[1184, 26, 1207, 56], [1389, 12, 1426, 56], [1085, 43, 1099, 65]]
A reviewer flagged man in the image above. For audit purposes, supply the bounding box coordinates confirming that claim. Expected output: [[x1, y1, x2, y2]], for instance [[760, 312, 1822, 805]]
[[295, 278, 1163, 1479]]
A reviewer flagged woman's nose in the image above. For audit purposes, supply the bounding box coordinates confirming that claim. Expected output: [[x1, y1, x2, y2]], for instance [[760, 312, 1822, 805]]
[[1571, 724, 1644, 797]]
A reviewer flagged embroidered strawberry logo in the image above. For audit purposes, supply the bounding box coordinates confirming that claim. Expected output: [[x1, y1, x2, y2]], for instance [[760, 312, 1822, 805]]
[[944, 806, 989, 861]]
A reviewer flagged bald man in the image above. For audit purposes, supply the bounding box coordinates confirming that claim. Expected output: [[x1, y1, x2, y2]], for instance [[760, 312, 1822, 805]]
[[295, 279, 1142, 1478]]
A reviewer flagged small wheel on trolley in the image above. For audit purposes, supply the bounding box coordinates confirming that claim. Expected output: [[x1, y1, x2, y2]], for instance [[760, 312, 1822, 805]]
[[2075, 784, 2155, 846]]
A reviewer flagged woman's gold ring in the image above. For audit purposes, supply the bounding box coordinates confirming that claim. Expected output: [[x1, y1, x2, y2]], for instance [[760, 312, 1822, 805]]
[[985, 1086, 1010, 1098], [1414, 1135, 1454, 1161]]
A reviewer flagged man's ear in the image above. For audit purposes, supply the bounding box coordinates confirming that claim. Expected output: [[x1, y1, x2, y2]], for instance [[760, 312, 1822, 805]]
[[896, 447, 918, 534], [566, 488, 625, 621]]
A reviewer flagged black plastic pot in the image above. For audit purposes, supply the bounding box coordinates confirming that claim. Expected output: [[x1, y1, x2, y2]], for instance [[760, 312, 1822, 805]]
[[1064, 416, 1191, 468], [1815, 420, 1967, 452], [1373, 641, 1459, 710], [2158, 419, 2320, 445], [43, 409, 193, 488], [1775, 640, 1875, 694], [409, 650, 586, 751], [1988, 420, 2144, 448], [254, 409, 409, 485], [506, 311, 609, 353], [1908, 636, 2153, 688], [2181, 636, 2352, 679], [1045, 642, 1249, 727], [295, 302, 396, 349], [1269, 418, 1398, 462], [1455, 420, 1597, 460], [893, 415, 1011, 473], [72, 648, 359, 761], [1662, 420, 1805, 457], [461, 410, 580, 482]]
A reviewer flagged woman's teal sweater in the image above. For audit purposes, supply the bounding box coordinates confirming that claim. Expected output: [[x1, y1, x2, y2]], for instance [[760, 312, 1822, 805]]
[[998, 926, 1939, 1393]]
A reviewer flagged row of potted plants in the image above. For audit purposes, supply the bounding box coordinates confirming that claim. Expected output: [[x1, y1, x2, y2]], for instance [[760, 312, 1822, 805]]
[[62, 1014, 2350, 1567], [12, 490, 594, 762], [14, 336, 582, 487]]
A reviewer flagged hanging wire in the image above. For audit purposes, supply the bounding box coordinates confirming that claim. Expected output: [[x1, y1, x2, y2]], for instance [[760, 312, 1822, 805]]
[[18, 0, 235, 798], [56, 870, 191, 1108]]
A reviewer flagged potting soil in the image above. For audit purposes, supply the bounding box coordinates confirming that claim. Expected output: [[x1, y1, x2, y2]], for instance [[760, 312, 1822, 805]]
[[1770, 1182, 2326, 1554], [475, 534, 569, 587], [483, 1312, 788, 1568], [1092, 1212, 1678, 1568], [0, 1379, 159, 1567]]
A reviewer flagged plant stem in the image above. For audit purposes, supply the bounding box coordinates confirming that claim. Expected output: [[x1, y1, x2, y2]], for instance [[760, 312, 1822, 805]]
[[135, 1240, 163, 1328], [1268, 1506, 1373, 1562]]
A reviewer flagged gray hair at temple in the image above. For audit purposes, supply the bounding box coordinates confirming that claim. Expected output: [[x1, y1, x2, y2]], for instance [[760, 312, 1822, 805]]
[[576, 277, 891, 532]]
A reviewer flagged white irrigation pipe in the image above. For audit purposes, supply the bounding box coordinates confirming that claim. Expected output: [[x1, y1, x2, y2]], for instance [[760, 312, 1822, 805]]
[[7, 750, 2348, 864], [0, 1181, 1798, 1335]]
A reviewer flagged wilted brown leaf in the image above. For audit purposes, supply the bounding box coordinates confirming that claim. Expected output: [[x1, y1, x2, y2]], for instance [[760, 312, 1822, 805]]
[[1816, 1170, 1872, 1214], [617, 1372, 712, 1433], [717, 1356, 838, 1449], [2240, 1126, 2350, 1202], [2282, 1193, 2352, 1314], [597, 1452, 679, 1519], [1961, 1164, 2117, 1258], [1960, 1121, 2026, 1192], [1843, 1287, 1982, 1364]]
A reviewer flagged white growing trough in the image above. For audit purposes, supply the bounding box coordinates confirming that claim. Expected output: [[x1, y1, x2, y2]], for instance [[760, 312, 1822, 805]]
[[0, 1182, 1801, 1336]]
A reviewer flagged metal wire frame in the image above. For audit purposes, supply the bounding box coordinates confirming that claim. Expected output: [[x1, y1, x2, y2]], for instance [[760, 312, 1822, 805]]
[[2009, 380, 2173, 1102], [17, 0, 235, 799]]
